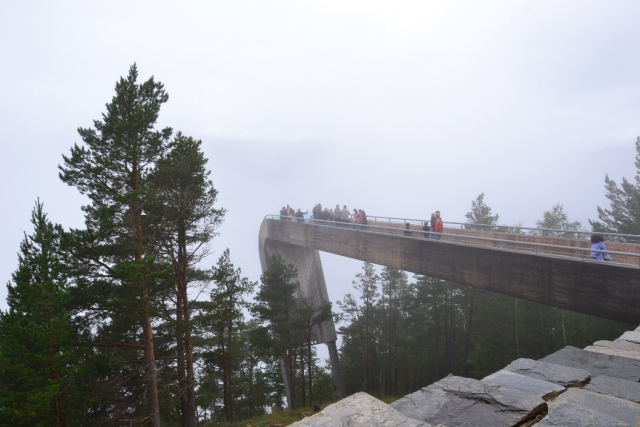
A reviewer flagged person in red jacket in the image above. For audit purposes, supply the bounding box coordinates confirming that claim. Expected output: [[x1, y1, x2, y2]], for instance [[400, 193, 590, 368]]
[[434, 211, 443, 240]]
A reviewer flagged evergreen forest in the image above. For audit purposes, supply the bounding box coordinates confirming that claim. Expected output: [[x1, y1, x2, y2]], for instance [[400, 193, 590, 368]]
[[0, 65, 637, 427]]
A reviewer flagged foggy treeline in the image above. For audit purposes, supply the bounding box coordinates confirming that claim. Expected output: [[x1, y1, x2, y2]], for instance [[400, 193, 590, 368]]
[[336, 263, 629, 397], [1, 64, 639, 427]]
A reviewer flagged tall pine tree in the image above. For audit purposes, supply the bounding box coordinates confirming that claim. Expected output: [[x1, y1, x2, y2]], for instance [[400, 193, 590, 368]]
[[59, 64, 171, 427], [148, 132, 225, 427], [0, 201, 80, 426]]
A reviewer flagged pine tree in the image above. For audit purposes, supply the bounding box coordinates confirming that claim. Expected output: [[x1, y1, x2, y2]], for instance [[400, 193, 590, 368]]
[[203, 249, 254, 421], [251, 254, 302, 409], [148, 132, 225, 426], [59, 64, 171, 426], [296, 293, 332, 408], [535, 204, 582, 238], [590, 136, 640, 238], [465, 193, 500, 230], [0, 201, 80, 426]]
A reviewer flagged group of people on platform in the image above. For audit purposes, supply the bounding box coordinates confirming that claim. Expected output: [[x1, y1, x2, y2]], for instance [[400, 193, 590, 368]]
[[404, 211, 444, 240], [277, 206, 613, 262], [279, 204, 368, 227]]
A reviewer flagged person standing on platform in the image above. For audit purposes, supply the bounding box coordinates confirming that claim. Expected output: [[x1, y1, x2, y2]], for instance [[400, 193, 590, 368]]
[[335, 204, 342, 226], [295, 208, 307, 222], [590, 234, 609, 261], [430, 213, 437, 238], [341, 205, 351, 225], [422, 221, 431, 238], [434, 211, 443, 240]]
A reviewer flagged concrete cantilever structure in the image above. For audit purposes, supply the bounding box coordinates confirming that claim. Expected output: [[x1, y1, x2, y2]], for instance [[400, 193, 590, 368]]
[[258, 220, 347, 406], [259, 216, 640, 406]]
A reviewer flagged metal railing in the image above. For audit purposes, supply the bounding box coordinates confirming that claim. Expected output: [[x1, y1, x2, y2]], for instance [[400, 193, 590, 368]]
[[266, 214, 640, 267], [361, 215, 640, 243]]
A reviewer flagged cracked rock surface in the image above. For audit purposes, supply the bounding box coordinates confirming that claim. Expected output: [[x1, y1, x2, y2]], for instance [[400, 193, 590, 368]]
[[618, 331, 640, 345], [535, 402, 629, 427], [504, 358, 590, 387], [289, 392, 440, 427], [540, 346, 640, 382], [546, 388, 640, 426], [390, 375, 545, 427], [482, 369, 564, 399], [584, 345, 640, 361], [594, 339, 640, 354], [582, 375, 640, 403]]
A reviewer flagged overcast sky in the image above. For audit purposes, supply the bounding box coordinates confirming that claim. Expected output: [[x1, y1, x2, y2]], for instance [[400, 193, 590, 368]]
[[1, 1, 640, 324]]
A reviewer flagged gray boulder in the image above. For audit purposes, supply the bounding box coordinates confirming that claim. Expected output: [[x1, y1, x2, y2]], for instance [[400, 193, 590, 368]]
[[582, 375, 640, 403], [482, 369, 564, 399], [548, 388, 640, 426], [540, 346, 640, 382], [391, 375, 545, 427], [504, 358, 589, 387], [289, 392, 441, 427], [536, 402, 629, 427]]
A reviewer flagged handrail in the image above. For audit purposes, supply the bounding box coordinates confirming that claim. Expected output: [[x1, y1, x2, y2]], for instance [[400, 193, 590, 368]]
[[361, 215, 640, 242], [265, 214, 640, 268]]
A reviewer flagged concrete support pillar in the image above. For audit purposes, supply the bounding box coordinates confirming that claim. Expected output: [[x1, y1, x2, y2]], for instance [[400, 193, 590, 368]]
[[327, 340, 347, 399], [260, 222, 344, 405], [280, 356, 294, 409]]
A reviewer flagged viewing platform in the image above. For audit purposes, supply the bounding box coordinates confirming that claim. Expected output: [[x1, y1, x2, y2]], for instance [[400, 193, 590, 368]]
[[258, 214, 640, 411], [260, 214, 640, 325]]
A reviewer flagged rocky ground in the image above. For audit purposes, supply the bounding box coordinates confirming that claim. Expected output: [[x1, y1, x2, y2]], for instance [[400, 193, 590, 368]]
[[290, 326, 640, 426]]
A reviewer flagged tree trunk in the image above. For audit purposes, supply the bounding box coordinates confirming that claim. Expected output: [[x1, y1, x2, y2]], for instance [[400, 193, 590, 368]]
[[142, 312, 160, 427], [288, 351, 296, 410], [515, 298, 519, 358], [300, 352, 306, 407], [134, 198, 160, 427], [561, 309, 567, 345], [46, 290, 64, 427], [176, 292, 189, 427], [177, 224, 197, 427], [307, 338, 313, 408], [539, 309, 547, 355], [462, 289, 475, 377]]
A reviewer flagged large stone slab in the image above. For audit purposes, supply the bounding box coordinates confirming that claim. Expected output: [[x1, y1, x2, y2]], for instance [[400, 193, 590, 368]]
[[504, 358, 590, 387], [582, 375, 640, 403], [539, 346, 640, 382], [595, 339, 640, 354], [481, 369, 564, 400], [390, 375, 545, 427], [535, 402, 629, 427], [584, 345, 640, 361], [619, 331, 640, 345], [548, 388, 640, 426], [290, 392, 441, 427]]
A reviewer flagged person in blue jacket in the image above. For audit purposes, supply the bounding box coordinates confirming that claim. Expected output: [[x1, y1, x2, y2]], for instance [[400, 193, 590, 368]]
[[590, 234, 607, 260]]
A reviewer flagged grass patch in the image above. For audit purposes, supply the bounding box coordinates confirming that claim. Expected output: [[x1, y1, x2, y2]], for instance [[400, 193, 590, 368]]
[[202, 407, 316, 427], [374, 395, 402, 404], [202, 395, 402, 426]]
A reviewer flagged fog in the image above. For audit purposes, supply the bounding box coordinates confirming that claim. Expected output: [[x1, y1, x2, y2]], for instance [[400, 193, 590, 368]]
[[1, 1, 639, 330]]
